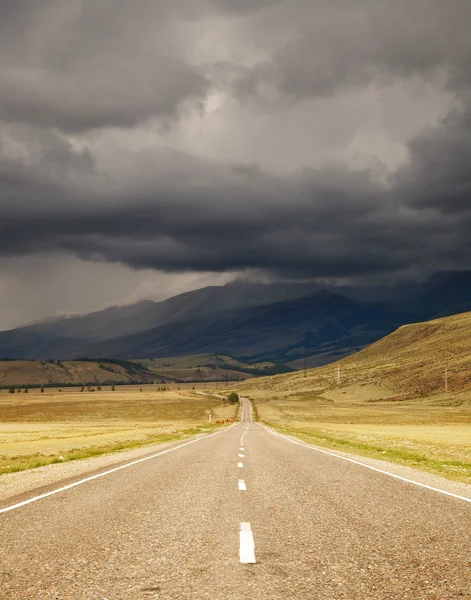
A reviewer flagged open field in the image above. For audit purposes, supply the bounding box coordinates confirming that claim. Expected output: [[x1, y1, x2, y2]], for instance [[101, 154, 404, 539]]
[[239, 312, 471, 483], [0, 386, 237, 476]]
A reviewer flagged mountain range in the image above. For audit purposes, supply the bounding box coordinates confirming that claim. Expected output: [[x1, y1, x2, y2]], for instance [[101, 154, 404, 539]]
[[1, 272, 470, 364]]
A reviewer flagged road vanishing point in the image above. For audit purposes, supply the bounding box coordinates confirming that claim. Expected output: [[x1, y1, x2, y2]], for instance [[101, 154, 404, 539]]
[[1, 398, 470, 599]]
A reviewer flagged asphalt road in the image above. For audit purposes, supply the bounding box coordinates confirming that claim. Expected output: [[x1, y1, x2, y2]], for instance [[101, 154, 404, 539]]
[[1, 398, 470, 599]]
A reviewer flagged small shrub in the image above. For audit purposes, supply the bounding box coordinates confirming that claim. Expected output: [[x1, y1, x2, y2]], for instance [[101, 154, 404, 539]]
[[227, 392, 239, 403], [8, 387, 15, 394]]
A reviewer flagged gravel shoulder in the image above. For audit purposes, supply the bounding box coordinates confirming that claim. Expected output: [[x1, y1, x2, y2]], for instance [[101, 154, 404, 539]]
[[270, 424, 471, 501]]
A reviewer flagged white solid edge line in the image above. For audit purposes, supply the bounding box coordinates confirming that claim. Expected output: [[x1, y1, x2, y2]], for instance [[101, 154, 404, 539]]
[[238, 479, 247, 491], [0, 424, 237, 514], [240, 522, 256, 563], [238, 462, 243, 468], [259, 424, 471, 505]]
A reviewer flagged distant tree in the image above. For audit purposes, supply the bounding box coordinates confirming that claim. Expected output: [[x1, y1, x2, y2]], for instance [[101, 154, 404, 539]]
[[8, 387, 15, 394], [24, 388, 29, 393], [227, 392, 239, 403], [58, 389, 62, 392], [111, 384, 115, 391], [97, 385, 102, 391], [80, 385, 85, 392], [40, 386, 45, 393], [140, 387, 143, 392]]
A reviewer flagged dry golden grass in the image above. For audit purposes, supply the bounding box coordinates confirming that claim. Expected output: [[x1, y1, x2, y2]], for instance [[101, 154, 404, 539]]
[[0, 387, 237, 475]]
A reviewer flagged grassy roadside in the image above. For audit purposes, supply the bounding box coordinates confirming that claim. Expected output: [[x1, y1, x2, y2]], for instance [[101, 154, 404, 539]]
[[264, 422, 471, 484], [0, 423, 225, 476], [248, 397, 260, 422]]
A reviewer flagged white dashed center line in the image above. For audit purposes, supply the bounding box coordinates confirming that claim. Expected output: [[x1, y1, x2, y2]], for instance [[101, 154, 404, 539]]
[[238, 462, 243, 468], [239, 522, 256, 564], [238, 453, 244, 457], [238, 479, 247, 491]]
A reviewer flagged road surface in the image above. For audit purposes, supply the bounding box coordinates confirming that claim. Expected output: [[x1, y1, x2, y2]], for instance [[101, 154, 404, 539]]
[[1, 398, 470, 599]]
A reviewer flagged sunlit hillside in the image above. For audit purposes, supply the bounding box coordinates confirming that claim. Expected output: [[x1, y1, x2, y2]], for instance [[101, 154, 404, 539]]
[[240, 311, 471, 398]]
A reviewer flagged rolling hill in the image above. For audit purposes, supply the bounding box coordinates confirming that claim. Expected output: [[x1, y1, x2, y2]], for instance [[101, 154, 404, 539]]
[[0, 354, 286, 388], [0, 359, 155, 388], [240, 310, 471, 397]]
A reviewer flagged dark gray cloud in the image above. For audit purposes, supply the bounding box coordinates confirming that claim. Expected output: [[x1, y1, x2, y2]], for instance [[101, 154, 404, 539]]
[[0, 0, 470, 326], [230, 0, 471, 103], [0, 1, 209, 131], [1, 101, 471, 280]]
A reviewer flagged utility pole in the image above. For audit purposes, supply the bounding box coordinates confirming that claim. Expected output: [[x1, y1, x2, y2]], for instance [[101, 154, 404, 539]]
[[304, 354, 307, 378], [336, 365, 341, 386], [445, 367, 448, 395]]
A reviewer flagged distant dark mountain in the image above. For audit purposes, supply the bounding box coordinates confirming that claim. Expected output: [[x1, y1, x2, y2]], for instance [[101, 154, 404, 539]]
[[335, 271, 458, 303], [0, 272, 470, 364], [70, 291, 410, 363], [0, 281, 323, 359], [409, 271, 471, 318]]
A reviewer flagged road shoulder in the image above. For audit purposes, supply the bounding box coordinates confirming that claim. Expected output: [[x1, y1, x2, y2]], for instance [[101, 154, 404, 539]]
[[0, 430, 218, 505]]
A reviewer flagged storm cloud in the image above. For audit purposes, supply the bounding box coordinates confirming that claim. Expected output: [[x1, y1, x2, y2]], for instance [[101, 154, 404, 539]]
[[0, 0, 470, 324]]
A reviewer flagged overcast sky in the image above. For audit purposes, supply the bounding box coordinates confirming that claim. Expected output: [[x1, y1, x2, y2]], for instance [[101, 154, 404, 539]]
[[0, 0, 470, 328]]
